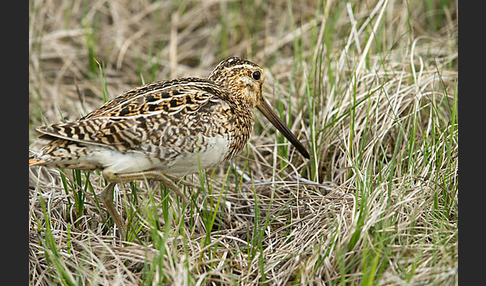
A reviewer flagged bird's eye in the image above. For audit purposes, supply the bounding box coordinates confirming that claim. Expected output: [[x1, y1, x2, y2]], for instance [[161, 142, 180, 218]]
[[252, 71, 261, 80]]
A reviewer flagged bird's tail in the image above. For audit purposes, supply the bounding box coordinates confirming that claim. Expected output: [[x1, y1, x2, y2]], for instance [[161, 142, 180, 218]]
[[29, 154, 45, 166]]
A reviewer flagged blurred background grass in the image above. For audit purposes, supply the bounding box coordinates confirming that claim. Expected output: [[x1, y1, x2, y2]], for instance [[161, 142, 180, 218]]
[[29, 0, 457, 285]]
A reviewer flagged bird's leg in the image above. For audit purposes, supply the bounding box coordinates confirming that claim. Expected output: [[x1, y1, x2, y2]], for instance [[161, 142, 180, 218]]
[[103, 170, 190, 204], [99, 170, 194, 238], [153, 172, 191, 204], [164, 173, 203, 191], [99, 182, 127, 238]]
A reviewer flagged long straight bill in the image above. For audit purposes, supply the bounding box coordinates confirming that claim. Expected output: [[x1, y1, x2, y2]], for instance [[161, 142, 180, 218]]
[[256, 97, 310, 159]]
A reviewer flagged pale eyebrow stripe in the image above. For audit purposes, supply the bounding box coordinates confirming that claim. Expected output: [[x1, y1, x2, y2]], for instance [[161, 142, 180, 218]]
[[225, 64, 257, 71]]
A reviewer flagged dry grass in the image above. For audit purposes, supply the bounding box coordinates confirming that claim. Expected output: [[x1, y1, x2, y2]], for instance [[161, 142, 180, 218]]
[[29, 0, 457, 285]]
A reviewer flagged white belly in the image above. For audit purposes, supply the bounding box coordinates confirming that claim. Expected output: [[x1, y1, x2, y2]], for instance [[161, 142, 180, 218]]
[[96, 134, 231, 177]]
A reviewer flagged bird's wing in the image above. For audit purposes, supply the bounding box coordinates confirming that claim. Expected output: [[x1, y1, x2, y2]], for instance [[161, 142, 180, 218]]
[[36, 78, 230, 151]]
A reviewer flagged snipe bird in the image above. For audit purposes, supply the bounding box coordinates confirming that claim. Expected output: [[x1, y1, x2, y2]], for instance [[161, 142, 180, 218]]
[[29, 57, 310, 237]]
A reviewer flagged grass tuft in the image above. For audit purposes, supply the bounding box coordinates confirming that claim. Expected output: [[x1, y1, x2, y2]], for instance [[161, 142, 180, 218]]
[[29, 0, 457, 284]]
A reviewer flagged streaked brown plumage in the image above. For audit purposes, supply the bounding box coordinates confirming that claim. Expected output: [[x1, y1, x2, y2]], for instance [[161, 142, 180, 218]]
[[29, 57, 309, 238]]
